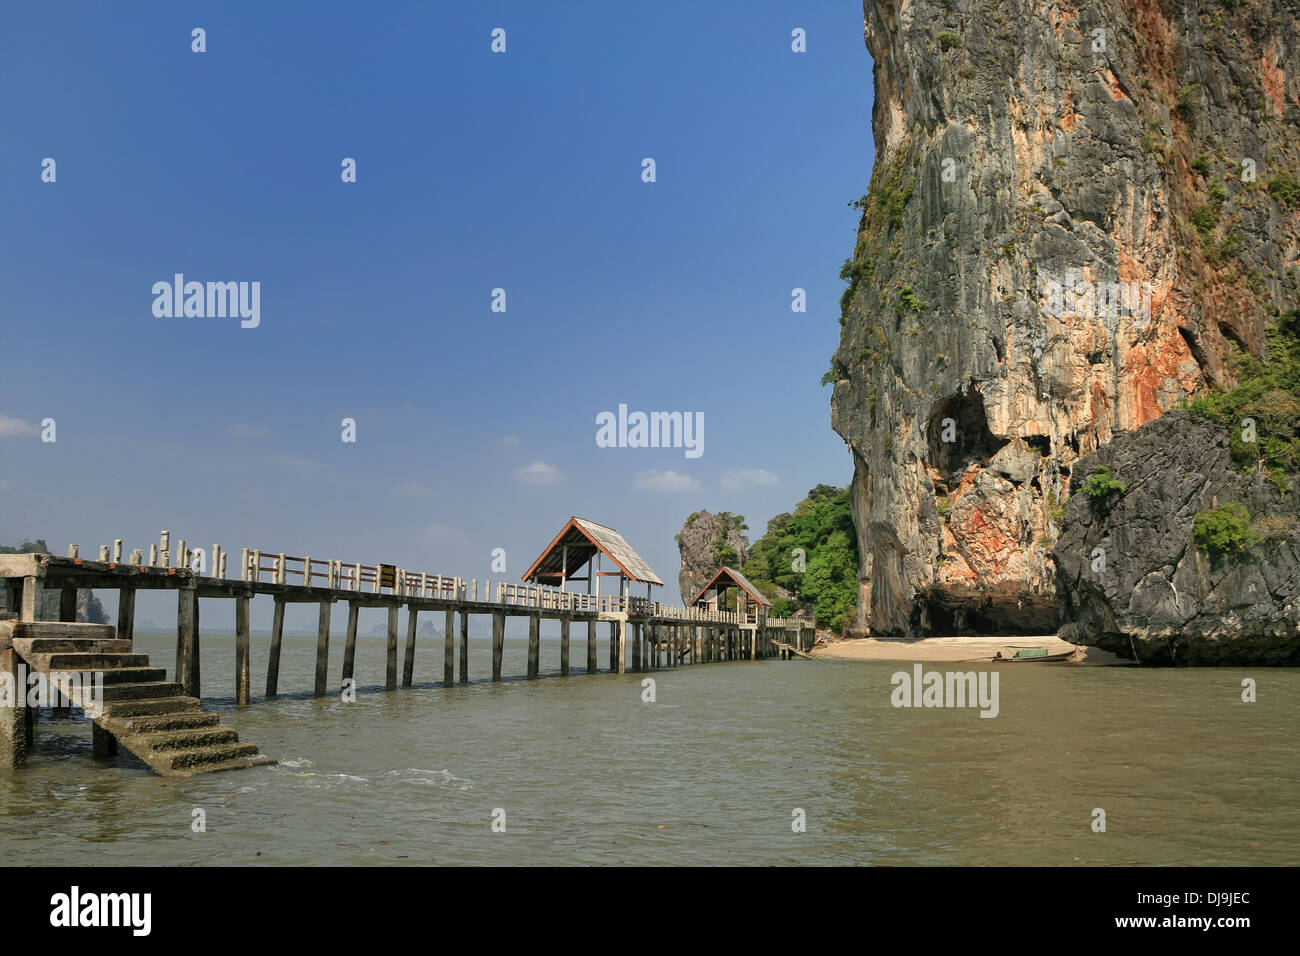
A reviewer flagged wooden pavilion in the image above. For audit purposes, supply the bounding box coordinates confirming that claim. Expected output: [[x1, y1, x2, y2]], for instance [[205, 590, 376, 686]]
[[689, 566, 772, 625], [521, 517, 664, 610]]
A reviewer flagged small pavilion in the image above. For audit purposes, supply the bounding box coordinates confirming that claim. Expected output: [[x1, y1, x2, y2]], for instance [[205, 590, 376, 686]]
[[689, 566, 772, 624], [521, 517, 664, 608]]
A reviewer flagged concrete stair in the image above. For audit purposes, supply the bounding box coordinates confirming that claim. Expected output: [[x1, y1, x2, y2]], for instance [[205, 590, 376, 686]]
[[4, 620, 273, 778]]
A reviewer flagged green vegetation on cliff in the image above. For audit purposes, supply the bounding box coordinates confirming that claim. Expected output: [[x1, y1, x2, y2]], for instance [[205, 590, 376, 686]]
[[739, 485, 859, 633], [1188, 310, 1300, 489]]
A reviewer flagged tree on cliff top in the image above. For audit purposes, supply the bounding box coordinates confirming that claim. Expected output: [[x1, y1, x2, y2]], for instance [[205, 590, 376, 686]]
[[740, 484, 859, 633]]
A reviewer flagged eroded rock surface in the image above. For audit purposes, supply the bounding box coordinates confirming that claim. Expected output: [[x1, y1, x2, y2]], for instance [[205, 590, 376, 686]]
[[829, 0, 1300, 635], [1054, 411, 1300, 663]]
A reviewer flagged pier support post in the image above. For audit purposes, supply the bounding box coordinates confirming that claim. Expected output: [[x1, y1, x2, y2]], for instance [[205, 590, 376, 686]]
[[342, 602, 359, 689], [443, 609, 455, 685], [386, 606, 399, 691], [59, 586, 77, 622], [559, 616, 570, 676], [586, 620, 597, 673], [751, 630, 757, 661], [315, 600, 332, 696], [402, 606, 417, 687], [459, 611, 469, 684], [616, 620, 627, 673], [266, 596, 285, 697], [117, 587, 135, 644], [235, 595, 251, 705], [19, 575, 39, 622], [609, 622, 617, 671], [491, 611, 505, 681], [630, 623, 641, 672], [1, 647, 27, 769], [176, 586, 199, 699], [527, 614, 540, 679], [91, 723, 117, 759]]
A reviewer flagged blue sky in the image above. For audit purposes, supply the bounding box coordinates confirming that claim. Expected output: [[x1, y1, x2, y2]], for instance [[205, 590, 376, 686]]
[[0, 1, 875, 622]]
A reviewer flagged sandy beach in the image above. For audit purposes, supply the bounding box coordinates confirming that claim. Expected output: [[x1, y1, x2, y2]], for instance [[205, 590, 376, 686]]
[[810, 635, 1128, 665]]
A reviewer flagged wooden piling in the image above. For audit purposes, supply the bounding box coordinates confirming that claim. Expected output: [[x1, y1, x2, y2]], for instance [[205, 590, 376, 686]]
[[342, 602, 360, 687], [266, 596, 285, 697], [117, 587, 135, 644], [402, 606, 417, 687], [616, 619, 627, 673], [59, 586, 76, 622], [315, 600, 332, 696], [443, 608, 455, 685], [527, 614, 540, 679], [176, 587, 199, 699], [609, 621, 617, 671], [235, 595, 250, 705], [491, 610, 505, 681], [459, 611, 469, 684], [386, 606, 399, 691], [586, 620, 597, 673], [559, 616, 570, 676]]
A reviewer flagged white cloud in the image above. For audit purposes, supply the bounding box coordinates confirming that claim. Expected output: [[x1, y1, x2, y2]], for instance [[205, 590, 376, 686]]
[[720, 468, 779, 491], [229, 422, 270, 439], [515, 461, 564, 485], [635, 470, 701, 493], [0, 414, 39, 438], [500, 435, 520, 446]]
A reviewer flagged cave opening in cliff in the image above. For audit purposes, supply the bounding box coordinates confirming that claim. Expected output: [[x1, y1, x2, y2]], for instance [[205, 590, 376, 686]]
[[925, 389, 1008, 482], [914, 593, 1059, 636]]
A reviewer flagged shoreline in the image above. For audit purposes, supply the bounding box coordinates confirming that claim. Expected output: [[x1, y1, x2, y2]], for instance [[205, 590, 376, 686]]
[[810, 635, 1128, 665]]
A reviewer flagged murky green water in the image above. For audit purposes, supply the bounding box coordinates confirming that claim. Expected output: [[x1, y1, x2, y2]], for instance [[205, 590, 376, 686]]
[[2, 630, 1297, 865]]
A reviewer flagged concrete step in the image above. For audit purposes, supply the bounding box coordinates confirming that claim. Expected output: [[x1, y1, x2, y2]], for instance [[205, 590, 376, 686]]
[[152, 741, 261, 772], [101, 681, 184, 702], [164, 754, 276, 778], [3, 622, 116, 643], [95, 667, 168, 685], [122, 727, 240, 753], [100, 696, 202, 719], [13, 637, 132, 654], [39, 652, 151, 670], [115, 711, 221, 734]]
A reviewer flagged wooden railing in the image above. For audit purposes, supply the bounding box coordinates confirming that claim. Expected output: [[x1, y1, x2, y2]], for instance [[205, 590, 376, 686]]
[[59, 531, 809, 628]]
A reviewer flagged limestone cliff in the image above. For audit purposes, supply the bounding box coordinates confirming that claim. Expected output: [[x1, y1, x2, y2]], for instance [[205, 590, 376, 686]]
[[829, 0, 1300, 635], [675, 511, 748, 603]]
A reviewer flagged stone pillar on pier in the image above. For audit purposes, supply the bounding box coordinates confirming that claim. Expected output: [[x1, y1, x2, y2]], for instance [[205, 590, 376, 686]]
[[586, 620, 597, 674], [615, 619, 627, 674], [59, 586, 77, 623]]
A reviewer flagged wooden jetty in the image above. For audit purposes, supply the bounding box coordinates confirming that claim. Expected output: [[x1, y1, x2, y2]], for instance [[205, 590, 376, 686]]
[[0, 520, 816, 776]]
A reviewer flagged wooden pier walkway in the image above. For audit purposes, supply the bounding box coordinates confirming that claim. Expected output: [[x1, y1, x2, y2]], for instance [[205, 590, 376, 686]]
[[1, 532, 816, 775]]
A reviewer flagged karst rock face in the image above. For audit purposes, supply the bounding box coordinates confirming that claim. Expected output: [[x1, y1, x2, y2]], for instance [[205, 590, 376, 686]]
[[830, 0, 1300, 636], [676, 511, 748, 604]]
